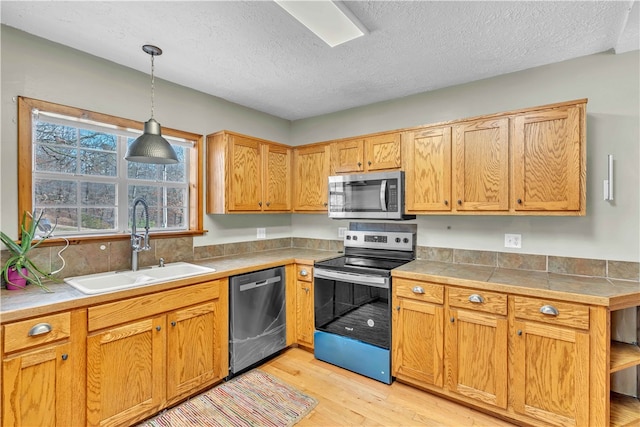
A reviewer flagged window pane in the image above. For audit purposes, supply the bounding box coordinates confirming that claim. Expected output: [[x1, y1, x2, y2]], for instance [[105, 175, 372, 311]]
[[80, 149, 117, 176], [165, 188, 186, 207], [35, 145, 77, 173], [128, 186, 159, 206], [81, 208, 116, 231], [34, 179, 77, 205], [165, 207, 186, 228], [79, 129, 117, 151], [164, 146, 186, 183], [80, 182, 116, 206], [128, 161, 159, 181], [35, 122, 77, 146], [37, 208, 78, 234]]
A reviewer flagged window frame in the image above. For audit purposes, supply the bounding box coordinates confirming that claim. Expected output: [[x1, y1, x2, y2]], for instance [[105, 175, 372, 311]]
[[18, 96, 204, 244]]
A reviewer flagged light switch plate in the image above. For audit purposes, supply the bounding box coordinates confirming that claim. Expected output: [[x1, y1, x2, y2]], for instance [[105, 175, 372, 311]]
[[504, 233, 522, 248], [257, 228, 266, 239], [338, 227, 347, 238]]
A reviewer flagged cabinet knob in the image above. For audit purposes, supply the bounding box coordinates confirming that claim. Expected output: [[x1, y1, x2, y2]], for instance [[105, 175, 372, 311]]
[[450, 317, 455, 323], [395, 306, 400, 312], [539, 305, 559, 316], [517, 330, 522, 336], [457, 200, 462, 205], [517, 198, 522, 204], [266, 202, 271, 207], [468, 294, 485, 304], [28, 323, 52, 336], [412, 286, 425, 294], [61, 354, 69, 361], [368, 161, 372, 166], [323, 202, 328, 207], [171, 321, 177, 327], [302, 287, 309, 293], [300, 269, 308, 276], [357, 162, 362, 167], [444, 200, 448, 206], [156, 326, 162, 331], [258, 201, 262, 207]]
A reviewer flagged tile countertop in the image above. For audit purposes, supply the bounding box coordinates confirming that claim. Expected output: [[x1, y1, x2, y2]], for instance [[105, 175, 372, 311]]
[[0, 248, 341, 324], [393, 259, 640, 310], [2, 251, 640, 324]]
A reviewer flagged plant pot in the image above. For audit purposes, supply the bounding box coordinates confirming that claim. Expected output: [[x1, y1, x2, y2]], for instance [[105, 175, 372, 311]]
[[4, 266, 28, 290]]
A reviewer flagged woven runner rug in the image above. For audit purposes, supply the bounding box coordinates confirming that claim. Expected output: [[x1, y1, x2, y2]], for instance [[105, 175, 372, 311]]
[[138, 369, 317, 427]]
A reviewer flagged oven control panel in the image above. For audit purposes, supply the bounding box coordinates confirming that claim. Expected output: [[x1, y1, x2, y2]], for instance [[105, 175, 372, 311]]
[[344, 230, 414, 251]]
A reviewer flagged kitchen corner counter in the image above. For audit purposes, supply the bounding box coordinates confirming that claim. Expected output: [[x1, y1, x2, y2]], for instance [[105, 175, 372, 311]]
[[0, 248, 340, 323], [393, 259, 640, 309]]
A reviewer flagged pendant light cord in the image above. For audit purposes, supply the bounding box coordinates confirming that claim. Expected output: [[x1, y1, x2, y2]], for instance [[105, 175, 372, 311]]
[[150, 53, 155, 120]]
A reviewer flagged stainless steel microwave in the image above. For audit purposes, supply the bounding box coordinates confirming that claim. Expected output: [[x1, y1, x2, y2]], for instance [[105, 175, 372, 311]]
[[328, 171, 415, 220]]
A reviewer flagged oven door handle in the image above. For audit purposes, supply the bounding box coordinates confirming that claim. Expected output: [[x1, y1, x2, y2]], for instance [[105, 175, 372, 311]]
[[314, 268, 389, 289]]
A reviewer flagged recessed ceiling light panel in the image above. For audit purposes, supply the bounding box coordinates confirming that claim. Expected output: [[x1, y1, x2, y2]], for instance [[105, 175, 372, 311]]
[[275, 0, 367, 47]]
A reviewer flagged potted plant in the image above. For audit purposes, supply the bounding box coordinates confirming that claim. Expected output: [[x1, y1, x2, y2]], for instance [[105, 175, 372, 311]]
[[1, 210, 57, 292]]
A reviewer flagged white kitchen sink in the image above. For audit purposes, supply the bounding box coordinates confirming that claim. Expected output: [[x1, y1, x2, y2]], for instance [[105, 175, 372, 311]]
[[64, 262, 216, 295]]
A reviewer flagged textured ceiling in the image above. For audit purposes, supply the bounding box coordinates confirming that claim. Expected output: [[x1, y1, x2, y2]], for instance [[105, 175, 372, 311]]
[[1, 1, 638, 120]]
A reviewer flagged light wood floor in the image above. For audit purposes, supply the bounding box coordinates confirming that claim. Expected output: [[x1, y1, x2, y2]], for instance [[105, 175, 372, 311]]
[[260, 347, 517, 427]]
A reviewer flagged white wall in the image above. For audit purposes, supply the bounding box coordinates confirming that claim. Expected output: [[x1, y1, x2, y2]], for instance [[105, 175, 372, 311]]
[[2, 26, 639, 261], [290, 51, 640, 262], [0, 26, 293, 246]]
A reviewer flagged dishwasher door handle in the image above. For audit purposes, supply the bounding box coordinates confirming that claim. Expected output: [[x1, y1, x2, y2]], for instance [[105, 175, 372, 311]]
[[239, 276, 282, 292]]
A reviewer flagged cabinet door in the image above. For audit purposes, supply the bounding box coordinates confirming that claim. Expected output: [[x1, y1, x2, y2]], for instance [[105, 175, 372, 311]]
[[86, 316, 166, 427], [332, 139, 364, 173], [512, 105, 582, 211], [293, 144, 330, 211], [2, 343, 72, 427], [263, 143, 291, 211], [403, 127, 452, 212], [512, 320, 589, 426], [453, 118, 509, 211], [229, 135, 262, 212], [365, 133, 401, 171], [392, 298, 444, 387], [296, 280, 314, 347], [446, 308, 508, 408], [167, 302, 219, 404]]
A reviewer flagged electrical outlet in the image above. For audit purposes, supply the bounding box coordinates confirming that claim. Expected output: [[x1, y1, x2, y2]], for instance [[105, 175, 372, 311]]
[[504, 233, 522, 249], [257, 228, 266, 239], [338, 227, 347, 238]]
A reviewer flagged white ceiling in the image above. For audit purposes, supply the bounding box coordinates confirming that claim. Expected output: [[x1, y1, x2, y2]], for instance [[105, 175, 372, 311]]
[[1, 1, 638, 121]]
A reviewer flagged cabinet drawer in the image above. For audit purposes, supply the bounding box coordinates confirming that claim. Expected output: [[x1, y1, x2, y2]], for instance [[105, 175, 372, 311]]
[[3, 312, 71, 353], [513, 296, 589, 330], [88, 280, 221, 332], [296, 265, 313, 282], [394, 278, 444, 304], [448, 287, 507, 316]]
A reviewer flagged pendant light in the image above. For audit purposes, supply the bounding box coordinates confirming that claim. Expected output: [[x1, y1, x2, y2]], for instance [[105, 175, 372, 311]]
[[125, 44, 178, 164]]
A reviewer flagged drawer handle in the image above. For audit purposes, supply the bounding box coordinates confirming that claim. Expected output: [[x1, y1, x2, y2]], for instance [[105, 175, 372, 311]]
[[302, 287, 309, 293], [468, 294, 484, 304], [412, 286, 425, 294], [28, 323, 52, 337], [539, 305, 559, 316]]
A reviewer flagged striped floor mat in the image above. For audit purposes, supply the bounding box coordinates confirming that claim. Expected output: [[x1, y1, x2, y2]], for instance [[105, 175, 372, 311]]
[[139, 370, 317, 427]]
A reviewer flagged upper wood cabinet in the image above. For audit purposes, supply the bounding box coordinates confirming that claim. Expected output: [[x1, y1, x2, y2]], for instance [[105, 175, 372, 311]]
[[206, 131, 291, 213], [453, 117, 509, 211], [331, 132, 401, 174], [293, 144, 331, 212], [403, 126, 452, 212], [512, 103, 585, 213]]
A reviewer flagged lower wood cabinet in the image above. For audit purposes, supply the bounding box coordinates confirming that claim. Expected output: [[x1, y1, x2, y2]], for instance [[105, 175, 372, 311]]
[[2, 311, 85, 427], [86, 279, 227, 427], [392, 278, 444, 387], [295, 265, 314, 348], [445, 288, 508, 409]]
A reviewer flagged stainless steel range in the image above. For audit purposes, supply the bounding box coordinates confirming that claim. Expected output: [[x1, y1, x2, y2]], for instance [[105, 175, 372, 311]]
[[313, 223, 416, 384]]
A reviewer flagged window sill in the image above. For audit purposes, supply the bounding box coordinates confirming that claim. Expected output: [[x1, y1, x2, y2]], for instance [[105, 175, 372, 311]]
[[33, 230, 207, 247]]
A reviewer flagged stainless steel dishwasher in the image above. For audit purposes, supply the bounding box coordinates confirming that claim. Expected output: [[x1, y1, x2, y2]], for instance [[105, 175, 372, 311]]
[[229, 266, 286, 376]]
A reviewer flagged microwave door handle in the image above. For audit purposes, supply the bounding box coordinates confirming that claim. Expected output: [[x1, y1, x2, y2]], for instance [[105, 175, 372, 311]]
[[380, 180, 387, 211]]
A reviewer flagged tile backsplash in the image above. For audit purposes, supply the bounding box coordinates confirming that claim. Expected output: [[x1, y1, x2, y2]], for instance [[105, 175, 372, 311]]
[[2, 237, 638, 282]]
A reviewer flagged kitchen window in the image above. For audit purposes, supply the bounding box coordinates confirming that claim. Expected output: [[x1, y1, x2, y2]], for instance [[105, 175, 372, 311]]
[[17, 97, 204, 240]]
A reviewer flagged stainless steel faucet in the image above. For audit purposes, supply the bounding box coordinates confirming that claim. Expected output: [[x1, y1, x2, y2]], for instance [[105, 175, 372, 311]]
[[131, 197, 151, 271]]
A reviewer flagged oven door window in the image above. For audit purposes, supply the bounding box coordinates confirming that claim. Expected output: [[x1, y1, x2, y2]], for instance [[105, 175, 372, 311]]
[[314, 275, 390, 349]]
